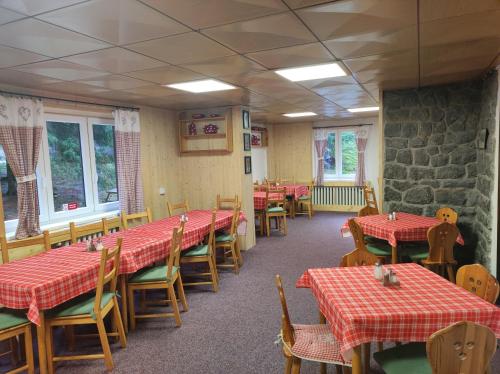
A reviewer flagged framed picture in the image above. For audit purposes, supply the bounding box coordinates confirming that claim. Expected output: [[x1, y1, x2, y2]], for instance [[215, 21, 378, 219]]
[[244, 156, 252, 174], [243, 133, 251, 151], [242, 110, 250, 129]]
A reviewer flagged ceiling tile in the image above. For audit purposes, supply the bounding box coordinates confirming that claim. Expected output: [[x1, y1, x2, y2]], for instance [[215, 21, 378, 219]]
[[0, 68, 63, 87], [0, 45, 50, 68], [62, 47, 167, 74], [126, 32, 235, 64], [0, 18, 110, 57], [420, 10, 500, 47], [37, 0, 190, 45], [419, 0, 500, 22], [42, 80, 109, 95], [182, 55, 266, 78], [92, 89, 147, 103], [123, 65, 205, 85], [245, 42, 334, 69], [323, 25, 417, 59], [139, 0, 287, 29], [283, 1, 332, 9], [202, 12, 316, 53], [12, 60, 108, 81], [343, 50, 418, 89], [79, 74, 151, 90], [120, 85, 179, 97], [296, 0, 416, 41], [0, 0, 88, 15], [297, 75, 358, 90], [0, 6, 25, 24]]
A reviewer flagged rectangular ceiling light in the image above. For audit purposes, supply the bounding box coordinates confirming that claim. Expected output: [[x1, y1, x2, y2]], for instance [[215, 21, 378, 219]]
[[283, 112, 317, 118], [347, 106, 379, 113], [275, 63, 346, 82], [166, 79, 236, 93]]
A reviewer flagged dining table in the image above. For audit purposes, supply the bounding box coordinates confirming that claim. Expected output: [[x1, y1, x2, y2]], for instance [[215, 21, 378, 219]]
[[253, 184, 309, 215], [0, 209, 243, 374], [296, 263, 500, 374], [341, 212, 465, 263]]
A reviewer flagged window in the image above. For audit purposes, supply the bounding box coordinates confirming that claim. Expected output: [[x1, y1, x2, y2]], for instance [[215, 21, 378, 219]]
[[319, 129, 358, 181], [3, 114, 119, 233]]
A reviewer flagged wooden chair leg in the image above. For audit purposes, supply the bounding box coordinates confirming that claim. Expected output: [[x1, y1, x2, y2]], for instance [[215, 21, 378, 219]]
[[446, 264, 455, 283], [24, 326, 34, 374], [283, 214, 287, 235], [377, 342, 383, 352], [231, 243, 240, 274], [335, 365, 343, 374], [45, 325, 55, 374], [127, 287, 136, 331], [266, 215, 270, 237], [363, 343, 370, 374], [284, 356, 293, 374], [96, 316, 114, 371], [291, 357, 301, 374], [208, 256, 219, 292], [308, 202, 312, 219], [176, 276, 189, 312], [235, 240, 243, 267], [320, 362, 327, 374], [112, 297, 127, 348], [168, 285, 182, 327]]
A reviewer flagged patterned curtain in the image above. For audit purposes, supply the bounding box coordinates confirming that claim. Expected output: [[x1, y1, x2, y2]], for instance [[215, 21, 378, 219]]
[[113, 109, 144, 214], [313, 129, 328, 185], [354, 127, 369, 186], [0, 95, 43, 238]]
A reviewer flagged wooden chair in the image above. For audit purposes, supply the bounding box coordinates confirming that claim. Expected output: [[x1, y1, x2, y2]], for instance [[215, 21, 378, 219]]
[[348, 218, 391, 261], [275, 275, 350, 374], [0, 310, 35, 374], [362, 185, 379, 215], [436, 207, 458, 224], [127, 221, 188, 329], [181, 209, 219, 292], [1, 230, 50, 264], [69, 218, 108, 244], [45, 238, 126, 372], [410, 222, 459, 283], [340, 248, 379, 267], [295, 180, 314, 219], [167, 200, 190, 217], [121, 208, 152, 230], [266, 188, 288, 237], [456, 264, 499, 304], [216, 194, 239, 210], [374, 321, 497, 374], [215, 205, 242, 274]]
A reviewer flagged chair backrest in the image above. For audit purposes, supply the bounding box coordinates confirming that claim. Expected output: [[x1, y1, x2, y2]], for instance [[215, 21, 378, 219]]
[[358, 205, 378, 217], [279, 178, 294, 184], [436, 207, 458, 224], [167, 200, 190, 217], [267, 188, 287, 209], [166, 220, 186, 280], [1, 230, 51, 264], [274, 275, 295, 347], [121, 208, 152, 230], [216, 194, 239, 210], [49, 228, 72, 248], [340, 248, 379, 267], [70, 218, 108, 244], [363, 185, 379, 214], [93, 237, 122, 316], [347, 218, 368, 252], [228, 203, 242, 237], [426, 321, 497, 374], [426, 222, 459, 263], [456, 264, 499, 304], [206, 209, 217, 255]]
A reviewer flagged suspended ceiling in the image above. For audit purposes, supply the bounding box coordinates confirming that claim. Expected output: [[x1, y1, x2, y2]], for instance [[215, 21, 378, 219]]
[[0, 0, 498, 123]]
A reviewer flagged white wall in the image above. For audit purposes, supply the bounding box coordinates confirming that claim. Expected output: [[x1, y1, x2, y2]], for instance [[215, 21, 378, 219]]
[[251, 147, 267, 183]]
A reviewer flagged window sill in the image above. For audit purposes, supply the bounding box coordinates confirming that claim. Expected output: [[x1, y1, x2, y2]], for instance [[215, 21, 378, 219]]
[[6, 210, 120, 240]]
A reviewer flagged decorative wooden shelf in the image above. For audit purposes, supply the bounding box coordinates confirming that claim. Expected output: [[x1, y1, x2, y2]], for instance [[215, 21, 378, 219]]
[[182, 134, 226, 139]]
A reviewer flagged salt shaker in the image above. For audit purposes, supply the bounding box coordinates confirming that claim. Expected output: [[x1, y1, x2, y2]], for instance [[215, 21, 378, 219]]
[[374, 262, 384, 280], [95, 238, 104, 251], [393, 212, 397, 220]]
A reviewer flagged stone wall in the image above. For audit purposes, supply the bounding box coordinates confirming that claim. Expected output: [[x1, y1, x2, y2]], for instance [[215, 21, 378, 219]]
[[383, 71, 498, 266]]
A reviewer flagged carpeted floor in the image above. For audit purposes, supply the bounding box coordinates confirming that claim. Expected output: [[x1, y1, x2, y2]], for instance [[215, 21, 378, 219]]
[[1, 212, 498, 373]]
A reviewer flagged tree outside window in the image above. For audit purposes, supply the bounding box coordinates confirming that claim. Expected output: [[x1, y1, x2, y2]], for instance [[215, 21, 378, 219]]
[[322, 130, 357, 180]]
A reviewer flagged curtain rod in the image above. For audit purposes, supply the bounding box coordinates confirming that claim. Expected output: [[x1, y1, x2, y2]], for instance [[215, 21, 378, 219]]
[[312, 123, 373, 129], [0, 90, 139, 111]]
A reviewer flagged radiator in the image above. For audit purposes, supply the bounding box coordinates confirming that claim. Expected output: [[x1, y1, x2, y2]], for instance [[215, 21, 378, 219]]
[[312, 185, 365, 212]]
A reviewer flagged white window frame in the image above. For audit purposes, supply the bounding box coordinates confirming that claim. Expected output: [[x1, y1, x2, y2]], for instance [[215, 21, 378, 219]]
[[3, 114, 119, 234]]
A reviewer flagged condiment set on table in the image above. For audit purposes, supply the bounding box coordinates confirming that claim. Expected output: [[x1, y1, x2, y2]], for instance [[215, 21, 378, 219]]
[[374, 262, 400, 287], [387, 212, 397, 221], [86, 238, 104, 252]]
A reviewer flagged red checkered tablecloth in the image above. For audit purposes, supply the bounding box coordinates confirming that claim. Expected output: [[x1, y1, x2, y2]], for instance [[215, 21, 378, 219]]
[[0, 210, 240, 325], [271, 184, 309, 200], [253, 191, 284, 210], [340, 212, 464, 247], [296, 263, 500, 360]]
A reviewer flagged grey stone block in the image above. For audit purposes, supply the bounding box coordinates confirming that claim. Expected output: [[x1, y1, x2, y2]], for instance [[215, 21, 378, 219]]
[[414, 149, 430, 166], [404, 186, 434, 204], [409, 167, 435, 180], [435, 165, 465, 179], [396, 149, 412, 165], [384, 164, 408, 179]]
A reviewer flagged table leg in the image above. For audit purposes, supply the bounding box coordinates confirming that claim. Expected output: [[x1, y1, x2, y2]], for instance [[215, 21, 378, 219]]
[[120, 275, 128, 334], [36, 311, 47, 374], [362, 343, 370, 374], [319, 310, 326, 324], [391, 246, 397, 264], [351, 345, 362, 374]]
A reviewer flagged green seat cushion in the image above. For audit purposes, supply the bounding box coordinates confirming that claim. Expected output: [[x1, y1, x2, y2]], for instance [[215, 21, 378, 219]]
[[0, 310, 29, 330], [298, 195, 311, 200], [373, 343, 430, 374], [183, 244, 209, 257], [409, 251, 429, 261], [129, 265, 178, 283], [267, 207, 285, 213], [216, 234, 235, 243], [49, 292, 115, 318], [366, 242, 392, 256]]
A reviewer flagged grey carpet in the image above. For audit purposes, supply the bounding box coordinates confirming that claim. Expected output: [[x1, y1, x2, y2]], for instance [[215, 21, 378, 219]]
[[1, 212, 498, 373]]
